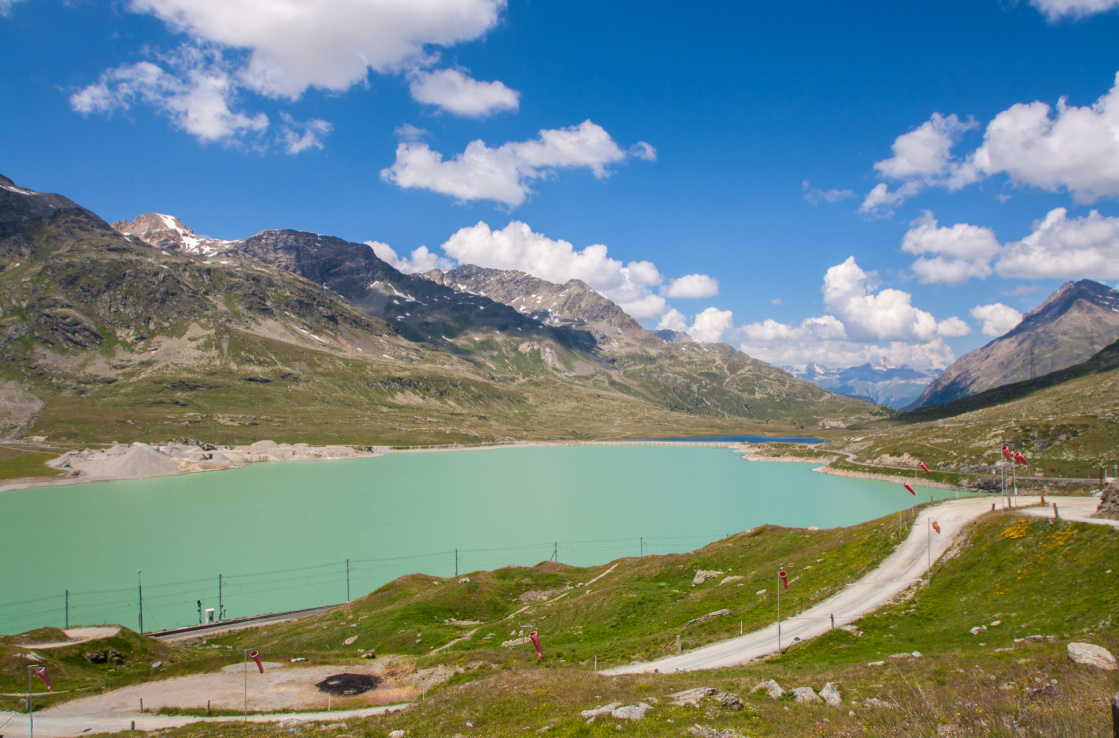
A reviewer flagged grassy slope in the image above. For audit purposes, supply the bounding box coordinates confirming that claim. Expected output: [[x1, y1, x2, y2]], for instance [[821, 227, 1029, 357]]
[[6, 511, 1119, 735], [830, 358, 1119, 483]]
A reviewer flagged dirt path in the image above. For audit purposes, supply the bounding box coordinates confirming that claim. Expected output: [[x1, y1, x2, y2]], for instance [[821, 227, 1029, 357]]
[[15, 627, 119, 649], [1, 702, 408, 738], [604, 495, 1057, 674]]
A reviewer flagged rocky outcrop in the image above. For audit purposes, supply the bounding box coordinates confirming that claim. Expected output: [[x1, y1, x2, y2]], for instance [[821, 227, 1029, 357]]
[[820, 682, 842, 707], [1094, 481, 1119, 520], [791, 687, 822, 704], [1067, 642, 1116, 670], [686, 609, 731, 626]]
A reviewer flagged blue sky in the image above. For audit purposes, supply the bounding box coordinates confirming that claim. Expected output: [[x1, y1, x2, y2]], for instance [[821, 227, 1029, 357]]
[[3, 0, 1119, 371]]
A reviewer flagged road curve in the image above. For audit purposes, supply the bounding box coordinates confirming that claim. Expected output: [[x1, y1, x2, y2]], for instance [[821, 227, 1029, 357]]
[[604, 495, 1057, 674]]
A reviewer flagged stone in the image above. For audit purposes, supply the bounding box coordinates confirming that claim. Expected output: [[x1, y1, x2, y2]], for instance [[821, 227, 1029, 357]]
[[792, 687, 821, 704], [610, 703, 653, 721], [865, 698, 894, 709], [388, 732, 406, 738], [715, 691, 742, 710], [969, 625, 987, 635], [820, 682, 842, 707], [888, 653, 912, 660], [750, 679, 784, 699], [343, 635, 358, 645], [692, 570, 724, 585], [1067, 642, 1117, 670], [669, 687, 717, 707], [688, 726, 744, 738], [865, 661, 886, 667], [580, 703, 621, 718], [911, 651, 922, 658], [1094, 480, 1119, 520], [150, 661, 162, 669], [686, 609, 731, 626]]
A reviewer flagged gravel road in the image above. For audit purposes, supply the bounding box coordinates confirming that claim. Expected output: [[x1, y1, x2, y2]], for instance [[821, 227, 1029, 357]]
[[605, 495, 1067, 674]]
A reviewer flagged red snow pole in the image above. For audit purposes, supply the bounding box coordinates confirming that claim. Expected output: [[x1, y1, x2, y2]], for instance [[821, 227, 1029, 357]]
[[250, 650, 263, 673], [35, 667, 52, 691], [529, 631, 543, 659], [779, 570, 788, 589], [903, 482, 916, 496], [918, 462, 930, 473]]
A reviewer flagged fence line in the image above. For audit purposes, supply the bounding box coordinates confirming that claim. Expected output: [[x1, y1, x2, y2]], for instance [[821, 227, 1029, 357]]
[[0, 532, 731, 634]]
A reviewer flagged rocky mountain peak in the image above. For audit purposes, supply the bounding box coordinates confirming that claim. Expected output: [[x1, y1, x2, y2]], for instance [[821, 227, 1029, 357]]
[[913, 278, 1119, 408], [871, 358, 897, 372], [112, 213, 231, 255]]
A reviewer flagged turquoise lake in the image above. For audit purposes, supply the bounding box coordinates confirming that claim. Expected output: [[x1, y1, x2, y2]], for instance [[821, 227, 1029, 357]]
[[0, 446, 961, 635]]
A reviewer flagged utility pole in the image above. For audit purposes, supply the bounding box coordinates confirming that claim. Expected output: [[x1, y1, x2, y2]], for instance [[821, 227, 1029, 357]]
[[455, 549, 458, 578], [346, 559, 350, 603], [552, 542, 558, 563], [64, 590, 68, 629], [137, 570, 143, 634], [640, 537, 643, 557], [219, 574, 224, 621]]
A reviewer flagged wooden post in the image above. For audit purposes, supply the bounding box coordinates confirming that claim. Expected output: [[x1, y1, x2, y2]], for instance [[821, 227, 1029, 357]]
[[676, 634, 682, 653], [1053, 502, 1059, 519]]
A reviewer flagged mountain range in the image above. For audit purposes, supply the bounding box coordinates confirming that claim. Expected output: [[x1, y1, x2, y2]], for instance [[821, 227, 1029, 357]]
[[0, 174, 880, 443], [793, 359, 942, 409]]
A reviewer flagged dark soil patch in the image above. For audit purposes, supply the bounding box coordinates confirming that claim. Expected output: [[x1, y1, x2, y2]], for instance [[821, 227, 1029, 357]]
[[315, 673, 381, 696]]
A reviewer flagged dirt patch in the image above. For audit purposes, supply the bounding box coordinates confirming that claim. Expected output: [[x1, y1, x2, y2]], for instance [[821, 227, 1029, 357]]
[[315, 674, 381, 696]]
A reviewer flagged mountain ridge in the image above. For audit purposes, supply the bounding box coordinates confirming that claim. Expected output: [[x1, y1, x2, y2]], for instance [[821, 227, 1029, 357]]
[[913, 279, 1119, 408]]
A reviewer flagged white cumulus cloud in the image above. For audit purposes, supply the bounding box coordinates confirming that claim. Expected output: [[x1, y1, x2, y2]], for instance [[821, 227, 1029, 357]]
[[996, 207, 1119, 280], [864, 72, 1119, 212], [408, 68, 519, 117], [1030, 0, 1119, 21], [368, 241, 455, 274], [687, 307, 735, 343], [440, 221, 680, 319], [381, 120, 652, 207], [738, 316, 957, 372], [661, 274, 719, 299], [70, 51, 269, 145], [972, 73, 1119, 203], [901, 211, 1001, 285], [823, 257, 971, 342], [656, 309, 688, 332], [128, 0, 505, 99], [74, 0, 505, 148], [0, 0, 26, 15], [971, 303, 1024, 337]]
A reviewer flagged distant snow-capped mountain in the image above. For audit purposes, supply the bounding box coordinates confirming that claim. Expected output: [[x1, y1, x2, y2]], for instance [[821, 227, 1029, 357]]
[[795, 360, 941, 409]]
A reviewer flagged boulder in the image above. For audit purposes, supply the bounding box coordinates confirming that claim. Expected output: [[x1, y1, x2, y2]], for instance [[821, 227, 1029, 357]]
[[750, 679, 784, 699], [715, 691, 742, 710], [610, 703, 653, 720], [792, 687, 821, 704], [388, 731, 406, 738], [687, 609, 731, 626], [580, 703, 621, 719], [692, 570, 724, 585], [1067, 642, 1117, 670], [688, 726, 744, 738], [820, 682, 842, 707], [669, 687, 716, 707]]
